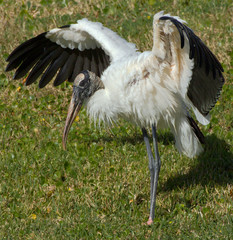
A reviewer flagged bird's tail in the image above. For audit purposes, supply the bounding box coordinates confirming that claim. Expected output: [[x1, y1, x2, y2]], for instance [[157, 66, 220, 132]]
[[170, 115, 204, 158], [187, 116, 205, 144]]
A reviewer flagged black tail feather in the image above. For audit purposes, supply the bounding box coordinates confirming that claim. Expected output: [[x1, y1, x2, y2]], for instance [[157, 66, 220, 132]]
[[187, 116, 205, 144]]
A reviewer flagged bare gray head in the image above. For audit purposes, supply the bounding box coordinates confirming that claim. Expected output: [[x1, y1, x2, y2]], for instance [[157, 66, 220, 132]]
[[62, 70, 104, 149], [73, 70, 104, 103]]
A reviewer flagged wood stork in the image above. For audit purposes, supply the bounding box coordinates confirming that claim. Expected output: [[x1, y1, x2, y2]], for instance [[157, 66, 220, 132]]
[[5, 11, 224, 225]]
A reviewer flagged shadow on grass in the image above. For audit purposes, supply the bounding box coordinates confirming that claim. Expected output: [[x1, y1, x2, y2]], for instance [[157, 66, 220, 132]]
[[71, 128, 232, 189], [94, 129, 174, 147], [91, 131, 232, 189], [161, 134, 233, 191]]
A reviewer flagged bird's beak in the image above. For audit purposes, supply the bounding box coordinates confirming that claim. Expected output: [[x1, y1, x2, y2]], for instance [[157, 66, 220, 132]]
[[62, 92, 83, 150]]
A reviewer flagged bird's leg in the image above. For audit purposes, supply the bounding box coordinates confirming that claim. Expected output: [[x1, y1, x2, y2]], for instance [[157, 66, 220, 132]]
[[142, 128, 155, 205], [150, 124, 161, 223], [152, 124, 161, 171], [142, 124, 161, 225]]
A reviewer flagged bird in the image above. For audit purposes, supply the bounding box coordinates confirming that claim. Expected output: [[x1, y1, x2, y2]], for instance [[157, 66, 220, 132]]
[[5, 11, 224, 225]]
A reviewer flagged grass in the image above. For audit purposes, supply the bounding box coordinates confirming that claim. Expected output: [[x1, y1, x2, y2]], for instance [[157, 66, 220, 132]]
[[0, 0, 232, 239]]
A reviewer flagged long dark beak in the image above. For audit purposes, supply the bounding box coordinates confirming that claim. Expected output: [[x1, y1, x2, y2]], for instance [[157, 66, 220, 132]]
[[62, 93, 83, 150]]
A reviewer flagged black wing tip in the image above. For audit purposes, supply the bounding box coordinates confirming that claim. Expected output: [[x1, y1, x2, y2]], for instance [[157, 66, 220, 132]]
[[38, 81, 46, 89], [5, 32, 50, 75], [5, 63, 12, 72], [6, 55, 11, 63], [59, 24, 71, 29], [159, 16, 171, 21], [6, 32, 48, 61]]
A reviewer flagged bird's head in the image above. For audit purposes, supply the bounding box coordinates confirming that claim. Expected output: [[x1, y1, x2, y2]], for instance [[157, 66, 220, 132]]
[[62, 70, 103, 149]]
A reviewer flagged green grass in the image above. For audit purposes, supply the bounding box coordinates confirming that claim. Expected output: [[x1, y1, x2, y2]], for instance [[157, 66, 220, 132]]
[[0, 0, 232, 239]]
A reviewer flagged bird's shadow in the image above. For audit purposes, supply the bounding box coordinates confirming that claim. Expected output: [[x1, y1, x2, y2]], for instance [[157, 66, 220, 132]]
[[92, 131, 232, 189], [160, 134, 233, 191], [95, 128, 174, 146]]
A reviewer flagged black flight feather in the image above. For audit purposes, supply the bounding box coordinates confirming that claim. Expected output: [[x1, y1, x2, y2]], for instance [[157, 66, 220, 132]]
[[26, 47, 63, 85], [39, 50, 69, 88], [54, 52, 77, 86], [6, 26, 111, 88]]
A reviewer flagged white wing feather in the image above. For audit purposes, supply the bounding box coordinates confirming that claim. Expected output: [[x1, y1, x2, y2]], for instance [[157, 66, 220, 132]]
[[46, 18, 138, 62], [152, 12, 210, 125]]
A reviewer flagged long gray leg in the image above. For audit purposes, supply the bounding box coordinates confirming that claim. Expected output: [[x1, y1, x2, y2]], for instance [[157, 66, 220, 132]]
[[142, 124, 161, 225], [142, 128, 155, 207], [152, 124, 161, 171]]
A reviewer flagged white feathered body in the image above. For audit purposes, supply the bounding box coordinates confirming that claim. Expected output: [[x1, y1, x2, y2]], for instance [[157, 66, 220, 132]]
[[87, 50, 203, 158]]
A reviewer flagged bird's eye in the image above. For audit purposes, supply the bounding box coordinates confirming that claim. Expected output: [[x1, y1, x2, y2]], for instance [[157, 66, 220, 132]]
[[79, 80, 86, 87]]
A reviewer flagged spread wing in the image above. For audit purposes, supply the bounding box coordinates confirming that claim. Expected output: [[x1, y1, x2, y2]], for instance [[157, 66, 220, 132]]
[[5, 18, 137, 88], [152, 12, 224, 125]]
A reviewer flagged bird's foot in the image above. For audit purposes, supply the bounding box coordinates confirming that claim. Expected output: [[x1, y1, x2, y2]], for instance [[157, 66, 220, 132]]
[[147, 217, 153, 225]]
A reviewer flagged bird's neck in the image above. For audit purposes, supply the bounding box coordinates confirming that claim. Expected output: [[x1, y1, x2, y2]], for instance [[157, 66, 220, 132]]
[[90, 72, 105, 94], [95, 76, 105, 91]]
